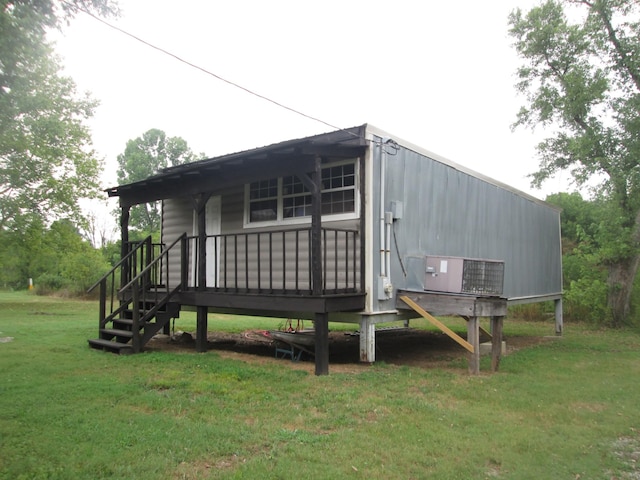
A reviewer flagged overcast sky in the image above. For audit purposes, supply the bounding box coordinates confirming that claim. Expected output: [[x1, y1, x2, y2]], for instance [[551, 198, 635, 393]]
[[52, 0, 568, 222]]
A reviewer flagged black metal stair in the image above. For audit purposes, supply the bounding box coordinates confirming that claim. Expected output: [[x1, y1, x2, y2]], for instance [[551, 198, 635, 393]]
[[88, 300, 180, 354], [87, 234, 187, 355]]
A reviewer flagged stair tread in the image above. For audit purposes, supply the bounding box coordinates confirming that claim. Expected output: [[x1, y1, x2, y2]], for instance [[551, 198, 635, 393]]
[[88, 338, 132, 350], [100, 328, 133, 337], [91, 298, 180, 353], [113, 318, 154, 326]]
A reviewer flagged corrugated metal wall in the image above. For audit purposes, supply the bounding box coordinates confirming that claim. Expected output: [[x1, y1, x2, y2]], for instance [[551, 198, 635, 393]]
[[374, 142, 562, 306], [161, 136, 560, 311]]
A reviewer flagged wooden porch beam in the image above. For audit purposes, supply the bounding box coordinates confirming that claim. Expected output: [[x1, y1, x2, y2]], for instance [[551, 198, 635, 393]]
[[308, 154, 330, 376], [116, 156, 317, 207], [193, 193, 211, 291], [119, 205, 130, 289], [194, 193, 211, 353]]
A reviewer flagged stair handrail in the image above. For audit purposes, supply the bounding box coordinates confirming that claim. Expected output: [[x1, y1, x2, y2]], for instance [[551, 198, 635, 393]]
[[119, 233, 187, 294], [122, 233, 186, 353], [87, 235, 154, 333], [87, 235, 153, 294]]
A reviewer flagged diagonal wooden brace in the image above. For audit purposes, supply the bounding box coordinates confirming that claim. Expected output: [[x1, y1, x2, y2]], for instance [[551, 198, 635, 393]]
[[399, 295, 474, 353]]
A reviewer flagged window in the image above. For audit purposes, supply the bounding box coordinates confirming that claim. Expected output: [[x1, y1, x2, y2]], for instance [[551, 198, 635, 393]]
[[249, 179, 277, 222], [321, 163, 355, 215], [245, 160, 358, 226], [282, 175, 311, 218]]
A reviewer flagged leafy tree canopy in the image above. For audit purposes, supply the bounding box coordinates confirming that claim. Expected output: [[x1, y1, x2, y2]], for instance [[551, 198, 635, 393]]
[[510, 0, 640, 325], [116, 129, 202, 234], [0, 216, 109, 291], [0, 0, 118, 231]]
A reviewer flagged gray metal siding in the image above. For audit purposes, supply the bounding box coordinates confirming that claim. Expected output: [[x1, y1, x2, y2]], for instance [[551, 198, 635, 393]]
[[374, 143, 562, 306]]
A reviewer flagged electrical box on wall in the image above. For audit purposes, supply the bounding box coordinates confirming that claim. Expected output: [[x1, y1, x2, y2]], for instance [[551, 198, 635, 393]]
[[424, 256, 504, 296], [377, 276, 393, 300], [390, 200, 403, 220]]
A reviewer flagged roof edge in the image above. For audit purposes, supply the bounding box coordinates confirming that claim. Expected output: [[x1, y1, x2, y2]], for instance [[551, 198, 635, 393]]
[[364, 124, 557, 211]]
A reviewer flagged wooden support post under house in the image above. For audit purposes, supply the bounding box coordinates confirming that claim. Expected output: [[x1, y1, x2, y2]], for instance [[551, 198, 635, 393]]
[[314, 312, 329, 375], [467, 316, 480, 375], [490, 315, 504, 372], [196, 306, 208, 353], [359, 316, 375, 363], [398, 292, 506, 375], [555, 298, 563, 336]]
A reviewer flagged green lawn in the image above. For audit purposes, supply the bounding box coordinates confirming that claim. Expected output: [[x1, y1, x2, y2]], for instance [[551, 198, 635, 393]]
[[0, 291, 639, 479]]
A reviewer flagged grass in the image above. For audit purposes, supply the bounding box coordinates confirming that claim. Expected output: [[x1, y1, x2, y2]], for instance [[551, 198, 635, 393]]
[[1, 291, 639, 479]]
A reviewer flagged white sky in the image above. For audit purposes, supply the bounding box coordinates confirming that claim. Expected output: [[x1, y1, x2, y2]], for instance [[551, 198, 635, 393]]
[[51, 0, 569, 228]]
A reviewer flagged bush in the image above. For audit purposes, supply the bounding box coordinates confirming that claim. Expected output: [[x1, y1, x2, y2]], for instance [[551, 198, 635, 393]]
[[563, 277, 610, 324], [508, 302, 555, 321], [34, 273, 71, 295]]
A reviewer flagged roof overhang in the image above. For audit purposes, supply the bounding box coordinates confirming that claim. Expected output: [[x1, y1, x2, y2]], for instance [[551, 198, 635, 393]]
[[108, 125, 368, 207]]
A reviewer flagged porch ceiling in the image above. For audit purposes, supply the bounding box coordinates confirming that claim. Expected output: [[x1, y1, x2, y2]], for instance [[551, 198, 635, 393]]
[[107, 125, 368, 207]]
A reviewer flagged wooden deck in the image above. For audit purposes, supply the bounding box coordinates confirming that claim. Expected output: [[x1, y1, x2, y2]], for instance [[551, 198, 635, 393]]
[[396, 290, 507, 374]]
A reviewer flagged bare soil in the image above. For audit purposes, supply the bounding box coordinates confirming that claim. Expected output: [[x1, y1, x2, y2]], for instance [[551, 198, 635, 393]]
[[146, 328, 551, 374]]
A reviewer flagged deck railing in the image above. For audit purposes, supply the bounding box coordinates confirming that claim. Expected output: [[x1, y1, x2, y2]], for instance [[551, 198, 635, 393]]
[[119, 234, 186, 350], [123, 239, 164, 288], [88, 236, 165, 329], [184, 227, 361, 294]]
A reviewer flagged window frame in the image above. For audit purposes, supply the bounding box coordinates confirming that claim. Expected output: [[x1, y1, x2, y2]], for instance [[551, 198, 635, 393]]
[[243, 159, 359, 228]]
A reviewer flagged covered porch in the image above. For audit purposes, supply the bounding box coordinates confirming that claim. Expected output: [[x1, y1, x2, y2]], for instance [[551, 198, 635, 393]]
[[98, 127, 368, 375]]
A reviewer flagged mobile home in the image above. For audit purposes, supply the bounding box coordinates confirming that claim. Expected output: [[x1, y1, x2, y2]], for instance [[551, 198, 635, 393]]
[[90, 124, 562, 375]]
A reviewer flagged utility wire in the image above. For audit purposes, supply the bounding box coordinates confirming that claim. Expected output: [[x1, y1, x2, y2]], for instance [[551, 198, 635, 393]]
[[68, 3, 360, 138]]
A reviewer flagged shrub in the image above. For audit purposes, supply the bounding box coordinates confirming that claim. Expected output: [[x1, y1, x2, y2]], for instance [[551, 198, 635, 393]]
[[34, 273, 71, 295]]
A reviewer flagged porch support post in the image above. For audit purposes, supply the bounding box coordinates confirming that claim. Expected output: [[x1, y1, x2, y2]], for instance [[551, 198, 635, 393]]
[[193, 194, 211, 291], [194, 194, 211, 353], [196, 306, 208, 353], [120, 205, 130, 288], [490, 315, 504, 372], [314, 312, 329, 375], [467, 316, 480, 375], [303, 155, 330, 375], [554, 298, 563, 336], [359, 316, 375, 363], [309, 155, 323, 296]]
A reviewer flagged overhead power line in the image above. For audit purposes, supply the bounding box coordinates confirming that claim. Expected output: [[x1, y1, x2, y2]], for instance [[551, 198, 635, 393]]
[[67, 3, 356, 137]]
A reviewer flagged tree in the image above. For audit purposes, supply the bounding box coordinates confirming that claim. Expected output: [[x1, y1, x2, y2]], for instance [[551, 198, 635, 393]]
[[509, 0, 640, 326], [546, 192, 609, 322], [0, 0, 118, 231], [116, 129, 201, 234], [0, 216, 109, 292]]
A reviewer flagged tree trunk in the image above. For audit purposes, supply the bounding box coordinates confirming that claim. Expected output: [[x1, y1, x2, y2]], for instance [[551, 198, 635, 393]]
[[607, 255, 640, 327], [607, 201, 640, 327]]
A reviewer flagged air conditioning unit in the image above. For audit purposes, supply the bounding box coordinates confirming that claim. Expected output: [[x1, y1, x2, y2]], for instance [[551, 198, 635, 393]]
[[424, 256, 504, 296]]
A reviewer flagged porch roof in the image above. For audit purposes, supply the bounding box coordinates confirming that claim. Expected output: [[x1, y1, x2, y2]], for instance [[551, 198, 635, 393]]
[[107, 125, 368, 207]]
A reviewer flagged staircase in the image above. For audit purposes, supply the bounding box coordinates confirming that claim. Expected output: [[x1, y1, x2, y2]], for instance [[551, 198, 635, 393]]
[[87, 234, 187, 354], [88, 299, 180, 354]]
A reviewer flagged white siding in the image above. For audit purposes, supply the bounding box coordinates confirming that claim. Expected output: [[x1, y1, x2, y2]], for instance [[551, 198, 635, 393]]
[[162, 197, 193, 289]]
